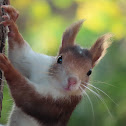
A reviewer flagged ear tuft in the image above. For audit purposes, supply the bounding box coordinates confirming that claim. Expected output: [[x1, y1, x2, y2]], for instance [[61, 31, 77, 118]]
[[61, 19, 85, 48], [90, 33, 113, 67]]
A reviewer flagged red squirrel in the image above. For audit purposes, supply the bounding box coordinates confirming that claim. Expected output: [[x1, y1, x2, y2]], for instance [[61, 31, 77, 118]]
[[0, 5, 112, 126]]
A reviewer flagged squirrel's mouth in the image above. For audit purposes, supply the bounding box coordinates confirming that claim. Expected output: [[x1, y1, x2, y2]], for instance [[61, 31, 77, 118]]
[[64, 77, 80, 92], [64, 86, 79, 91], [64, 83, 79, 91], [64, 81, 88, 94]]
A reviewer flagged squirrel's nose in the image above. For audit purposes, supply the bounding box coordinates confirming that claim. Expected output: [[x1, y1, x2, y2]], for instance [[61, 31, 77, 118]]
[[68, 77, 77, 85]]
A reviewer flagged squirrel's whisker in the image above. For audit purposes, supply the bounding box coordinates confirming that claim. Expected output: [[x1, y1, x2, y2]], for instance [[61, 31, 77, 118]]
[[86, 82, 118, 106], [79, 86, 95, 122], [81, 83, 113, 118], [89, 80, 116, 87]]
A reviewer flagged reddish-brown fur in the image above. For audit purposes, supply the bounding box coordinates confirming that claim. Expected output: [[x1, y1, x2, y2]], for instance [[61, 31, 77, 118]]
[[90, 34, 113, 67], [61, 20, 84, 49]]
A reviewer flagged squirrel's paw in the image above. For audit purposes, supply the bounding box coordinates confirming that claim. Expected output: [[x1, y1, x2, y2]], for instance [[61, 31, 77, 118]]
[[0, 14, 18, 36], [1, 5, 19, 22], [0, 54, 20, 81], [0, 17, 14, 27], [0, 53, 11, 73]]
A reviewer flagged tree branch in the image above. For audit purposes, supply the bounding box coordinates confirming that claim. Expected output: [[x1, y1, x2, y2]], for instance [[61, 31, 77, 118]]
[[0, 0, 9, 118]]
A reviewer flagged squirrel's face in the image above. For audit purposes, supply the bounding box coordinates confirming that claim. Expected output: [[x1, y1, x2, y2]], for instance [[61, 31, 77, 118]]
[[49, 46, 92, 95], [49, 20, 112, 96]]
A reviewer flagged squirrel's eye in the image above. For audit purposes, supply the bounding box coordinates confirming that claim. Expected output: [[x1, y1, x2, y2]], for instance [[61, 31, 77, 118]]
[[57, 56, 62, 64], [87, 69, 92, 76]]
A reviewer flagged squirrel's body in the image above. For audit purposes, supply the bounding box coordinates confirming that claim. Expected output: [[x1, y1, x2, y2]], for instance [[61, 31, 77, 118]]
[[8, 42, 81, 126], [0, 4, 112, 126]]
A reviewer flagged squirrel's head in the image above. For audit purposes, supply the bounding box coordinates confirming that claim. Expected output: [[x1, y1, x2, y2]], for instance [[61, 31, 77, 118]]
[[49, 20, 113, 96]]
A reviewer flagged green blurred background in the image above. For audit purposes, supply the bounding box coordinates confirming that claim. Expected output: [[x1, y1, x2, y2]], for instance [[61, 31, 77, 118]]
[[0, 0, 126, 126]]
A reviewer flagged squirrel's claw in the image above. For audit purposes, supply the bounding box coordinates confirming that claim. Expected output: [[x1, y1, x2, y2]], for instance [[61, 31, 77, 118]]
[[0, 14, 11, 26], [0, 54, 10, 73], [1, 5, 19, 22], [2, 15, 10, 21], [0, 19, 12, 26]]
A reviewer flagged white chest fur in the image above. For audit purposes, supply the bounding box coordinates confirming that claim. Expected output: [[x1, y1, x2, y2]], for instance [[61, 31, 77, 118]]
[[7, 43, 65, 126]]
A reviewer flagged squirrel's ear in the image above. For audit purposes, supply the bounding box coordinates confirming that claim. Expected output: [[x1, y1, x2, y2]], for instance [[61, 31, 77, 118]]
[[61, 20, 84, 49], [90, 33, 113, 67]]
